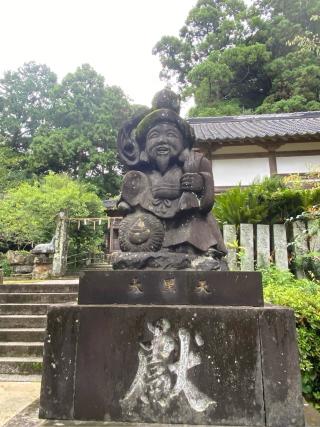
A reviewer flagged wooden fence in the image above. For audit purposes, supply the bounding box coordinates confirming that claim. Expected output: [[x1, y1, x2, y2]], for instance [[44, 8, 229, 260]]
[[223, 221, 320, 272]]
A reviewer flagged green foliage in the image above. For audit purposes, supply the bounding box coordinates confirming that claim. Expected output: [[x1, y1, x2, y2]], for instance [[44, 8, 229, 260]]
[[213, 176, 312, 225], [29, 65, 132, 197], [0, 62, 135, 198], [213, 185, 268, 224], [0, 257, 12, 277], [0, 173, 104, 248], [153, 0, 320, 115], [0, 146, 29, 194], [295, 252, 320, 280], [0, 62, 57, 151], [262, 266, 320, 408]]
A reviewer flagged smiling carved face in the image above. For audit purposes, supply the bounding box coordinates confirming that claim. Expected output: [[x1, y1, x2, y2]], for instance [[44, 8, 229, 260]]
[[145, 123, 184, 173]]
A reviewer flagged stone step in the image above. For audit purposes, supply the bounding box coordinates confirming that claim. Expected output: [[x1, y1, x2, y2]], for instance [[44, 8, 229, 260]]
[[0, 293, 78, 304], [0, 342, 43, 357], [0, 315, 47, 328], [0, 356, 43, 374], [0, 328, 45, 342], [0, 304, 49, 315], [0, 284, 79, 293]]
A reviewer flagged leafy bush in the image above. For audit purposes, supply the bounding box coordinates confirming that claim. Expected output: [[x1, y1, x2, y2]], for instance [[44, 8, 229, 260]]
[[262, 266, 320, 408], [0, 173, 104, 247], [0, 173, 105, 258], [266, 188, 305, 223], [213, 176, 316, 225], [213, 184, 269, 224], [0, 256, 12, 276]]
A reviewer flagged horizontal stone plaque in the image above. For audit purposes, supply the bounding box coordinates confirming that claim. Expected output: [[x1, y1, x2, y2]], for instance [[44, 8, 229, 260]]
[[78, 270, 263, 306]]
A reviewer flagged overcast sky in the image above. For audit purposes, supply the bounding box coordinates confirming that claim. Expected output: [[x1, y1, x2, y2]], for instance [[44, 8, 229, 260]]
[[1, 0, 196, 108]]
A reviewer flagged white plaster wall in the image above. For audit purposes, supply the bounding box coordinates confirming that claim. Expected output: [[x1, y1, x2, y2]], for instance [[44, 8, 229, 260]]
[[276, 155, 320, 174], [212, 158, 270, 186]]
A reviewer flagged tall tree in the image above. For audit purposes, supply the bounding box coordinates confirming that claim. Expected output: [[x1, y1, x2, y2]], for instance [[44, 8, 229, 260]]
[[30, 64, 132, 196], [153, 0, 320, 115], [0, 62, 57, 151]]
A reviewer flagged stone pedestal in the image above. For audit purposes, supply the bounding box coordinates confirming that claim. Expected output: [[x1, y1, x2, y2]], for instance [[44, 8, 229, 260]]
[[39, 270, 304, 426], [32, 253, 53, 279]]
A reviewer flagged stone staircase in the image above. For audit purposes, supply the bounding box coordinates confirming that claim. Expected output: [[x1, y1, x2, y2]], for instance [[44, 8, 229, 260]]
[[0, 282, 78, 375]]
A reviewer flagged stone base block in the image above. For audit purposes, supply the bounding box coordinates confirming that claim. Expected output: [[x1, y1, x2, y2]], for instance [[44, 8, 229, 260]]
[[39, 304, 304, 426], [32, 264, 52, 279], [78, 270, 263, 306], [110, 251, 227, 271]]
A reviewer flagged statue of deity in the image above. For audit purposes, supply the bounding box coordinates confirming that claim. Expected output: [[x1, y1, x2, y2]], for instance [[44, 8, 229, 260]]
[[116, 88, 227, 265]]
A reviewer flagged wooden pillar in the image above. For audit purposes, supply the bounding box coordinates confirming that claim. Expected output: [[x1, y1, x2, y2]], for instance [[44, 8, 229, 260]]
[[268, 152, 277, 176], [52, 211, 69, 277]]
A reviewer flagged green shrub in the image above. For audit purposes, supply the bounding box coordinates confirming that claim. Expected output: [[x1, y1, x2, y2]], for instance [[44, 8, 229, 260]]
[[0, 258, 12, 276], [266, 188, 305, 223], [0, 173, 104, 248], [213, 185, 269, 224], [294, 252, 320, 280], [262, 266, 320, 408], [213, 176, 316, 225]]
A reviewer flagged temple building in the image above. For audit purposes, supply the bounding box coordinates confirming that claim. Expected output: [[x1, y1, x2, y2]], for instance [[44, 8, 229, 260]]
[[189, 110, 320, 193]]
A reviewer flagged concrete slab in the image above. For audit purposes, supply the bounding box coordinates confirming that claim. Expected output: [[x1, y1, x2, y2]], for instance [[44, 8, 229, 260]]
[[3, 278, 79, 285], [0, 381, 40, 426], [2, 395, 320, 427]]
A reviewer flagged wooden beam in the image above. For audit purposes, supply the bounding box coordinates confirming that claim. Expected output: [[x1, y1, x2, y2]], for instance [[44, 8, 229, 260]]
[[211, 149, 320, 160]]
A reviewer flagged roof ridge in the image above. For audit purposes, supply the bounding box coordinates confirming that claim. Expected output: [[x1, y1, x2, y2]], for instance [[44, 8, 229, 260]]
[[187, 110, 320, 124]]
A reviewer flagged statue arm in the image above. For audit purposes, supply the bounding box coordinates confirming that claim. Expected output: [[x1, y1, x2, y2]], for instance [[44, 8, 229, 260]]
[[198, 156, 215, 213]]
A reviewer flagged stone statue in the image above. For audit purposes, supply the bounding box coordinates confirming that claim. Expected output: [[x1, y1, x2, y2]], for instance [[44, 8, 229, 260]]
[[116, 88, 227, 270]]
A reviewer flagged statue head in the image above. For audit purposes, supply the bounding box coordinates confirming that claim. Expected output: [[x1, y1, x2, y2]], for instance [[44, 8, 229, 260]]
[[117, 88, 195, 169], [144, 122, 184, 173]]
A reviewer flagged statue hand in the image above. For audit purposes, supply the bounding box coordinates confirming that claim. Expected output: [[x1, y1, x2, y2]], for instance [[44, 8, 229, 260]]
[[180, 173, 204, 193]]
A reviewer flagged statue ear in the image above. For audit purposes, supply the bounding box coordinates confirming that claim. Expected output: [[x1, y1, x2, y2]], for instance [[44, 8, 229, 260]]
[[140, 151, 148, 163], [178, 148, 190, 163]]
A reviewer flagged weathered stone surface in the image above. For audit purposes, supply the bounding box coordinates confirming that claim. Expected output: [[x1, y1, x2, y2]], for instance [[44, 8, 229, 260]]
[[39, 304, 304, 426], [78, 270, 263, 306], [256, 225, 270, 269], [223, 224, 238, 271], [32, 238, 55, 255], [273, 224, 288, 271], [6, 251, 35, 266], [116, 88, 227, 269], [259, 307, 305, 427], [39, 306, 80, 420], [32, 264, 52, 280], [52, 212, 68, 277], [292, 221, 307, 277], [240, 224, 254, 271], [12, 265, 33, 274], [33, 254, 52, 265], [111, 251, 225, 271], [308, 219, 320, 252]]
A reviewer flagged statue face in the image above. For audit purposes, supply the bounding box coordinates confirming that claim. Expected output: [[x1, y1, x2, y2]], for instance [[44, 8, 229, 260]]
[[145, 123, 184, 173]]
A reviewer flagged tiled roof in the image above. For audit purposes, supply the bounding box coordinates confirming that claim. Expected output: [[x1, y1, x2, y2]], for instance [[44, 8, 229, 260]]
[[187, 111, 320, 144]]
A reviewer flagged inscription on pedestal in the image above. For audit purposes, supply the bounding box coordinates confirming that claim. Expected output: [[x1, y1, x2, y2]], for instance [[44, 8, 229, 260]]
[[121, 318, 216, 415]]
